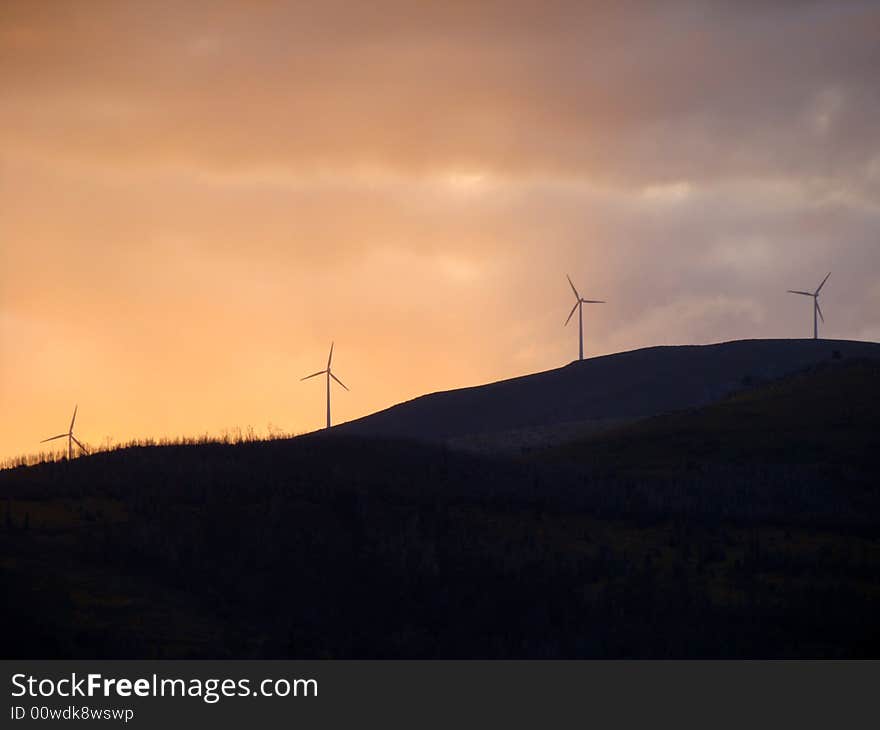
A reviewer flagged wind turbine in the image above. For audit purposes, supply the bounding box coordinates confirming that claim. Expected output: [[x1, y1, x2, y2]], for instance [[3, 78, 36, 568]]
[[788, 272, 830, 339], [301, 342, 349, 429], [40, 405, 89, 460], [564, 275, 605, 361]]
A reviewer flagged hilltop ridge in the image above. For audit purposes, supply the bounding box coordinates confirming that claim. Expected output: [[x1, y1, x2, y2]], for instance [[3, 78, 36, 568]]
[[338, 338, 880, 443]]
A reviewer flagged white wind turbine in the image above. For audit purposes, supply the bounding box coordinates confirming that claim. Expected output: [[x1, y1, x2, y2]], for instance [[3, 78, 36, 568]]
[[788, 272, 830, 340], [565, 275, 605, 361], [301, 342, 349, 429], [40, 405, 89, 460]]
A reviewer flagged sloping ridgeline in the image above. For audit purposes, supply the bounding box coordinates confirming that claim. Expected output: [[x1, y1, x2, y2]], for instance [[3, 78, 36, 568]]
[[1, 351, 880, 658], [338, 339, 880, 443]]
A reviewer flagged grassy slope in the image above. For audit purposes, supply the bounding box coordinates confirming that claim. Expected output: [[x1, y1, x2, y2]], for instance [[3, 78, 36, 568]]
[[545, 359, 880, 478]]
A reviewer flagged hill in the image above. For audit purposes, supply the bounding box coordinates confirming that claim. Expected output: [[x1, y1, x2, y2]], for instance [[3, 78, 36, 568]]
[[2, 341, 880, 659], [545, 358, 880, 477], [338, 339, 880, 446]]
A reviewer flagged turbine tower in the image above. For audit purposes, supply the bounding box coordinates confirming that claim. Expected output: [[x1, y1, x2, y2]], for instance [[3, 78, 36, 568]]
[[788, 272, 830, 340], [40, 405, 89, 460], [565, 275, 605, 361], [301, 342, 349, 429]]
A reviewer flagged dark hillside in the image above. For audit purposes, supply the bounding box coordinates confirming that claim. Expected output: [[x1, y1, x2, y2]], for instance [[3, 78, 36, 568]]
[[545, 359, 880, 478], [2, 346, 879, 659], [339, 339, 880, 442]]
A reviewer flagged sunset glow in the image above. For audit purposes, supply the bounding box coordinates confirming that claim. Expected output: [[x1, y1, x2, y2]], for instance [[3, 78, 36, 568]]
[[2, 1, 879, 461]]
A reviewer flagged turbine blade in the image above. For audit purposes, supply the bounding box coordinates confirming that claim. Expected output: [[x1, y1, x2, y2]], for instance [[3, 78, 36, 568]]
[[815, 271, 831, 294], [70, 404, 78, 431], [816, 300, 825, 323], [564, 301, 578, 326], [327, 342, 334, 369], [787, 290, 813, 296], [71, 436, 89, 455], [566, 274, 580, 300], [40, 434, 68, 443], [301, 370, 326, 381], [582, 299, 605, 304], [330, 372, 349, 391]]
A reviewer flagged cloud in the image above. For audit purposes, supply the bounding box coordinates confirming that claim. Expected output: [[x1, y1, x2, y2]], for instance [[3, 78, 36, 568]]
[[2, 2, 879, 184], [1, 1, 879, 458]]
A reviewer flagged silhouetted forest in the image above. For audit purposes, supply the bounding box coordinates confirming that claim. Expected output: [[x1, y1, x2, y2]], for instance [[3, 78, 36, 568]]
[[2, 360, 879, 658]]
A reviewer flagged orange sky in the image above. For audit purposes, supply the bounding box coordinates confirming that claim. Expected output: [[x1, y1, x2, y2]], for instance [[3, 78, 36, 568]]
[[2, 1, 880, 460]]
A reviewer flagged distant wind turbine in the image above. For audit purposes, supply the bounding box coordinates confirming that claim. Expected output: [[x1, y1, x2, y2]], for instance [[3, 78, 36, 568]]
[[564, 275, 605, 361], [301, 342, 349, 429], [788, 272, 830, 340], [40, 405, 88, 460]]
